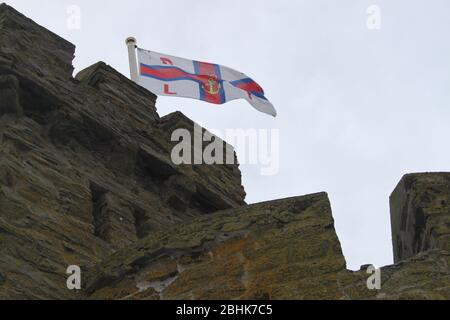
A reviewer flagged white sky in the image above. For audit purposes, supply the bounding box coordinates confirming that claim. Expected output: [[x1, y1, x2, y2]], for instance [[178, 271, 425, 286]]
[[5, 0, 450, 270]]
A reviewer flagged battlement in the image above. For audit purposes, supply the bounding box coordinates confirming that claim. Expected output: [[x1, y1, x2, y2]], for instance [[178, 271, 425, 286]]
[[0, 3, 75, 80], [390, 173, 450, 262]]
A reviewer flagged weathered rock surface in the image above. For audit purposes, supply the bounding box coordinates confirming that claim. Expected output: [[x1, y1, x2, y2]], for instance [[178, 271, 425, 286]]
[[338, 249, 450, 300], [86, 193, 346, 300], [0, 4, 449, 300], [390, 173, 450, 263]]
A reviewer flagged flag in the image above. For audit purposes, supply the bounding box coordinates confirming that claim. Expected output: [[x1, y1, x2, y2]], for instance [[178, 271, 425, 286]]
[[136, 48, 277, 117]]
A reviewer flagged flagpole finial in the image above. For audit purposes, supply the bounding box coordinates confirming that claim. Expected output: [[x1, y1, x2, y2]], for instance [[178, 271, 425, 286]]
[[125, 37, 139, 82], [126, 37, 137, 47]]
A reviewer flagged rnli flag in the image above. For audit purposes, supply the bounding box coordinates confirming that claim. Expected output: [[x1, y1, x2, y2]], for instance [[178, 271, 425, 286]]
[[136, 48, 277, 117]]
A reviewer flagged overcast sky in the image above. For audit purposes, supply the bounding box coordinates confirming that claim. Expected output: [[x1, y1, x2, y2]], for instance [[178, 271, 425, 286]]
[[6, 0, 450, 270]]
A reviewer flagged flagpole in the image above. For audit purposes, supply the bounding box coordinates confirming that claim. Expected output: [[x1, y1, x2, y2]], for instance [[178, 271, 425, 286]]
[[126, 37, 139, 83]]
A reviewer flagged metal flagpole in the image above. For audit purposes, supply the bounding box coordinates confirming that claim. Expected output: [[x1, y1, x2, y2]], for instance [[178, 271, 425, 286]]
[[126, 37, 139, 83]]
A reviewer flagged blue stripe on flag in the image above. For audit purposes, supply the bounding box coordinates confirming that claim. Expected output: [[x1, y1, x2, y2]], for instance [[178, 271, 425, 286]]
[[214, 64, 226, 104], [193, 61, 205, 101]]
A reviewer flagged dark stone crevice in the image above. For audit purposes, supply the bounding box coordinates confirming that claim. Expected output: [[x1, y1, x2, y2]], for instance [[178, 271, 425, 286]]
[[413, 207, 426, 253], [89, 182, 109, 241], [400, 197, 409, 232], [135, 146, 178, 188], [190, 184, 233, 214], [133, 206, 149, 239]]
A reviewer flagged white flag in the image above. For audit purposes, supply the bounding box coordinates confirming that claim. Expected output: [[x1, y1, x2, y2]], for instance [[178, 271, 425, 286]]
[[136, 48, 277, 117]]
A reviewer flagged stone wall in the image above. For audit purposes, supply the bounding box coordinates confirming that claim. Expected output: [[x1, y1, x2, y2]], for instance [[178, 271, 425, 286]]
[[0, 3, 245, 299], [390, 173, 450, 262], [86, 193, 347, 300]]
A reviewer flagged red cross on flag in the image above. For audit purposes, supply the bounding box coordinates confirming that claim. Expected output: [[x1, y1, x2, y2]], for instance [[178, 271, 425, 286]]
[[135, 48, 277, 117]]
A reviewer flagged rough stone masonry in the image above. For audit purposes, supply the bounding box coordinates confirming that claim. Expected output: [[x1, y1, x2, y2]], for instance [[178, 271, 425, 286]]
[[0, 4, 449, 299]]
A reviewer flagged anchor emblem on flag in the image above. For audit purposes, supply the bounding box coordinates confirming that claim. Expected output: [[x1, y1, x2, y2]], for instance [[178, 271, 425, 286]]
[[203, 75, 221, 95]]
